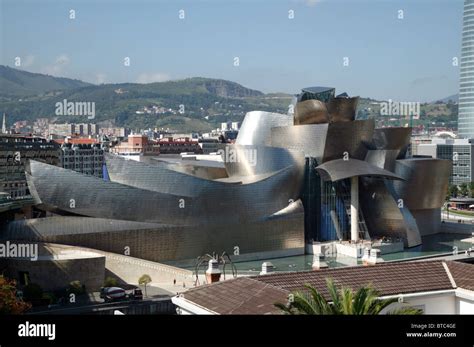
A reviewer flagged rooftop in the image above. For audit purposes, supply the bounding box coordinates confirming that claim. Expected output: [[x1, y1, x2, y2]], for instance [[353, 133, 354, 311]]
[[177, 260, 474, 315]]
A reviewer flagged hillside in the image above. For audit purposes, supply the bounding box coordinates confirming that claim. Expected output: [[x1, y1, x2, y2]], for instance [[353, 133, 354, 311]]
[[0, 65, 91, 97], [0, 66, 459, 132], [0, 67, 289, 132]]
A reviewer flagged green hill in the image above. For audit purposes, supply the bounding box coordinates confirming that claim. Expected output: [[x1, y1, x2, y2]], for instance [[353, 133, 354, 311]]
[[0, 66, 458, 133], [0, 67, 290, 132], [0, 65, 91, 97]]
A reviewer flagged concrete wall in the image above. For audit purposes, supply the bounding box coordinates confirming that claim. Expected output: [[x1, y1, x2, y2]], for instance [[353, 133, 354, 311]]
[[1, 256, 105, 291], [384, 290, 474, 314], [406, 294, 456, 314], [456, 297, 474, 314], [99, 251, 194, 287], [440, 222, 474, 235]]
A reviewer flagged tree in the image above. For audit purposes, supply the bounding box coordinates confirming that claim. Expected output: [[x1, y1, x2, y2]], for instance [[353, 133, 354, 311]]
[[448, 184, 458, 199], [275, 279, 422, 315], [469, 182, 474, 198], [138, 274, 152, 298], [104, 276, 118, 287], [0, 276, 31, 314], [459, 183, 469, 197], [68, 280, 85, 295]]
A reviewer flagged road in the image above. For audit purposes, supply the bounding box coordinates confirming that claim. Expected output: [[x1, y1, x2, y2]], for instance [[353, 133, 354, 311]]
[[442, 211, 474, 222]]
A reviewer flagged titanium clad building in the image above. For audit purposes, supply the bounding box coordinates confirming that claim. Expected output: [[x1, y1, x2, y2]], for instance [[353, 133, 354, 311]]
[[2, 85, 452, 263], [459, 0, 474, 139]]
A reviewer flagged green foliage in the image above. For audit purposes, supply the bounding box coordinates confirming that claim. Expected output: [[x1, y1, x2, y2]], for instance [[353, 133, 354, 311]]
[[68, 280, 85, 295], [275, 279, 422, 315], [0, 65, 90, 97], [0, 276, 31, 314], [459, 183, 469, 197], [138, 274, 152, 298], [448, 184, 459, 199], [104, 276, 118, 287], [138, 274, 152, 286]]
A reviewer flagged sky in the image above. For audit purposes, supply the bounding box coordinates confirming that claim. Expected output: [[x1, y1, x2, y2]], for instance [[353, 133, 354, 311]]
[[0, 0, 465, 101]]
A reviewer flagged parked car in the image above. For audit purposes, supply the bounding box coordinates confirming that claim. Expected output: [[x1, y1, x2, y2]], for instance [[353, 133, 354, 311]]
[[127, 288, 143, 301], [100, 287, 126, 302]]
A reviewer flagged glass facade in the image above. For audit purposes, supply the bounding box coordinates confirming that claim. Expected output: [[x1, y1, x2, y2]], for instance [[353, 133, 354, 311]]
[[436, 144, 473, 185], [459, 0, 474, 139]]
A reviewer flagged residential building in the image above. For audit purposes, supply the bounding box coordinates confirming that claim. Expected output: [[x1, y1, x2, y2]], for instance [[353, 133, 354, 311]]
[[99, 127, 129, 139], [158, 137, 203, 154], [417, 138, 473, 185], [55, 138, 105, 178], [172, 259, 474, 315], [0, 135, 59, 198], [48, 123, 76, 137], [110, 134, 160, 158]]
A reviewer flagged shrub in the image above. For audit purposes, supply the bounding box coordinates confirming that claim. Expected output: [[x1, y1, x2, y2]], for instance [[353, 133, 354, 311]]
[[104, 276, 118, 287]]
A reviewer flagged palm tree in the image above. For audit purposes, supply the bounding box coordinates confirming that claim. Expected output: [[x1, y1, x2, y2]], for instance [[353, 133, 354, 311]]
[[275, 279, 422, 315]]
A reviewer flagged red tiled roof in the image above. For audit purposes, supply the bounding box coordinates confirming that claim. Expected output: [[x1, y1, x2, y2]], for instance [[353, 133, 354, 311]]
[[182, 277, 288, 315], [180, 260, 474, 315], [54, 138, 98, 145], [446, 261, 474, 291], [253, 260, 454, 299]]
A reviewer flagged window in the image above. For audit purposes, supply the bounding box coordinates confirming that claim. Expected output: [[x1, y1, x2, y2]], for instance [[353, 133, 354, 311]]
[[18, 271, 30, 286]]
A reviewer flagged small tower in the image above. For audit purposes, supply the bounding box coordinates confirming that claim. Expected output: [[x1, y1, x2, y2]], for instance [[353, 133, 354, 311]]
[[1, 113, 6, 134]]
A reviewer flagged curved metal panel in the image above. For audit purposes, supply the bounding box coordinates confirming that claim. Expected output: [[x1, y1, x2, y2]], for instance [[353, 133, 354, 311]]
[[365, 149, 400, 172], [315, 159, 404, 182], [27, 157, 304, 226], [294, 100, 330, 125], [392, 158, 451, 210], [322, 119, 375, 162], [236, 111, 291, 146], [270, 124, 328, 161], [327, 96, 358, 122], [221, 145, 305, 178], [3, 211, 305, 263], [373, 127, 412, 150], [360, 178, 421, 248]]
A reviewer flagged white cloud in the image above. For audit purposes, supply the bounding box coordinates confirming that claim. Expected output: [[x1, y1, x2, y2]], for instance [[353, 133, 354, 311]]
[[55, 54, 70, 65], [23, 55, 35, 68], [136, 72, 170, 84], [40, 54, 70, 76], [96, 73, 107, 84]]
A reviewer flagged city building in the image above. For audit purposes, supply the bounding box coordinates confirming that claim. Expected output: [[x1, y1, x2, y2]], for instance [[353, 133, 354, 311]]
[[459, 0, 474, 140], [110, 134, 160, 159], [55, 138, 105, 178], [417, 138, 473, 185], [75, 123, 99, 136], [4, 86, 451, 264], [98, 127, 129, 139], [32, 118, 50, 136], [172, 259, 474, 315], [158, 137, 203, 155], [0, 135, 59, 198], [47, 123, 99, 137], [47, 123, 76, 137]]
